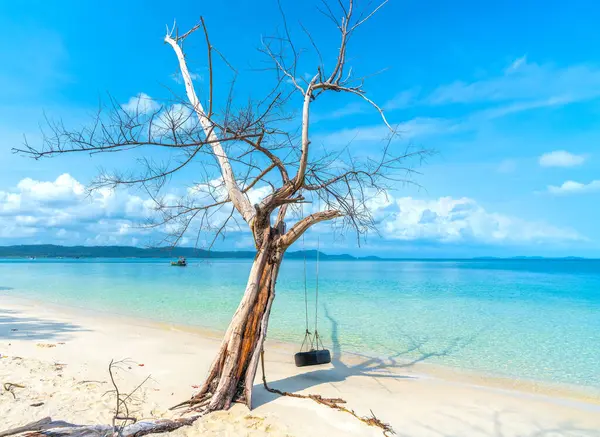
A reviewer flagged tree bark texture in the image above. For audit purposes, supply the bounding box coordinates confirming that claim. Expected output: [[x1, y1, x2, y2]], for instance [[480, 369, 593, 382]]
[[193, 229, 282, 411]]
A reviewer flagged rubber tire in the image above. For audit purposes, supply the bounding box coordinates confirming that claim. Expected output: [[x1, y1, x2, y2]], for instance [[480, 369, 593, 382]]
[[294, 349, 332, 367]]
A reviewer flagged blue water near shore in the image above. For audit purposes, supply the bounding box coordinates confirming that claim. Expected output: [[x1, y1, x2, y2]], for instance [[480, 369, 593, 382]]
[[1, 258, 599, 389]]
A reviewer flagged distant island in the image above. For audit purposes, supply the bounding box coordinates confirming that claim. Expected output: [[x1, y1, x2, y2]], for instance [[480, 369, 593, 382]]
[[0, 245, 590, 261], [0, 244, 378, 261]]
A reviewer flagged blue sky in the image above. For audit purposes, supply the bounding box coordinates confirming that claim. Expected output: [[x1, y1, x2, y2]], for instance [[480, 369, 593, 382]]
[[1, 0, 599, 257]]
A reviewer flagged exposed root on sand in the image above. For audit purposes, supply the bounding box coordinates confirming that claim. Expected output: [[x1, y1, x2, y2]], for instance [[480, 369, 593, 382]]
[[259, 352, 395, 436]]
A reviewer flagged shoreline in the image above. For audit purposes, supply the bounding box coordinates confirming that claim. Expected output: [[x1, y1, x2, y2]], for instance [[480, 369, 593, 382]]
[[1, 255, 597, 261], [3, 294, 599, 406], [3, 295, 600, 435]]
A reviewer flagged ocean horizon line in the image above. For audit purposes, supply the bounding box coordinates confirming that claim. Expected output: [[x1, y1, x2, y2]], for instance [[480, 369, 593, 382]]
[[0, 244, 596, 261]]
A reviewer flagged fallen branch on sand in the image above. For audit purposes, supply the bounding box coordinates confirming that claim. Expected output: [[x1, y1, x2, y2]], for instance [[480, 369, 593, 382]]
[[0, 416, 202, 437], [259, 352, 395, 436], [0, 360, 203, 437]]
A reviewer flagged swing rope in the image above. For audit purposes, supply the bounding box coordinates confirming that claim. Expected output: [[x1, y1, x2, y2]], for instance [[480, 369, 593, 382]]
[[300, 229, 312, 352], [304, 233, 309, 334], [298, 196, 327, 352], [313, 196, 324, 350], [297, 194, 326, 352], [299, 200, 314, 352], [312, 236, 324, 351]]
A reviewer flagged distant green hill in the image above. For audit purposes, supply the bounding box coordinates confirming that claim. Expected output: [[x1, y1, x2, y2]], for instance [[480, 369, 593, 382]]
[[0, 244, 377, 261]]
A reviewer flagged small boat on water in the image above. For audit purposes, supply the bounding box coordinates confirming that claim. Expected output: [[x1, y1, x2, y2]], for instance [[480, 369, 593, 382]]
[[170, 256, 187, 267]]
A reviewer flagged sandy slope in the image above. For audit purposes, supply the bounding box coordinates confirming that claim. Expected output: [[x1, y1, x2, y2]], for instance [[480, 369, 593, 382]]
[[1, 296, 600, 437]]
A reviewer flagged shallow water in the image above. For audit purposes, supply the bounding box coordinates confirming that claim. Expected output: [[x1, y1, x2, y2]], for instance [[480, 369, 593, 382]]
[[1, 258, 599, 388]]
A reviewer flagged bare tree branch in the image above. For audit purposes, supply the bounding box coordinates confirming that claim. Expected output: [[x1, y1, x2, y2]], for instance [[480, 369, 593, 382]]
[[278, 210, 343, 249], [165, 22, 255, 225], [15, 3, 430, 425]]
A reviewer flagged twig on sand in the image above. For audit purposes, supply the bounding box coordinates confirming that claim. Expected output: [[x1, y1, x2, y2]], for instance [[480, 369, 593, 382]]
[[0, 360, 204, 437], [3, 383, 25, 399], [260, 351, 395, 437]]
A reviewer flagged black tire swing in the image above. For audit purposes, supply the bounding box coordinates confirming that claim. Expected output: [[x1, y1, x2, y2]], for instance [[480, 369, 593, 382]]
[[294, 232, 331, 367]]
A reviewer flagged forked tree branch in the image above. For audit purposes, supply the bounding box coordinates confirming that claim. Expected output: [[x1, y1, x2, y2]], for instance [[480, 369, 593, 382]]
[[278, 209, 342, 248], [263, 0, 395, 206], [14, 0, 426, 253], [165, 23, 255, 225]]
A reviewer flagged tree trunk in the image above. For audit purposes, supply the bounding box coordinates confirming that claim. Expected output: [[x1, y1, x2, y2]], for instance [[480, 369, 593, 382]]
[[192, 230, 282, 411]]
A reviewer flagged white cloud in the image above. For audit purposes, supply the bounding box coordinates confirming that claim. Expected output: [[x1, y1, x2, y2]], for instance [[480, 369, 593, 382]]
[[247, 185, 272, 205], [472, 96, 576, 121], [186, 177, 272, 206], [497, 159, 517, 174], [426, 60, 600, 106], [315, 117, 451, 145], [316, 59, 600, 146], [384, 89, 419, 110], [505, 55, 528, 74], [17, 173, 85, 202], [0, 174, 584, 247], [187, 178, 228, 201], [0, 174, 157, 244], [367, 193, 582, 244], [547, 180, 600, 195], [312, 102, 364, 123], [539, 150, 586, 167], [343, 60, 600, 145], [316, 95, 578, 145], [171, 72, 202, 84], [150, 103, 196, 137], [234, 236, 255, 249], [122, 93, 160, 114]]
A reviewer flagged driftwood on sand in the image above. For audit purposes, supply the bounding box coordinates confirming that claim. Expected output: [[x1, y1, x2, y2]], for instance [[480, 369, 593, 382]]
[[0, 416, 201, 437], [0, 358, 203, 437]]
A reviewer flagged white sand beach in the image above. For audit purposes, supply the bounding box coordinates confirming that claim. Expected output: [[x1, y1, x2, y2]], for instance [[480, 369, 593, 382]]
[[1, 296, 600, 437]]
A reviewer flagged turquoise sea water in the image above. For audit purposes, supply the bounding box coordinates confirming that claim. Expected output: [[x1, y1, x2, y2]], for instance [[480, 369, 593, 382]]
[[1, 258, 599, 389]]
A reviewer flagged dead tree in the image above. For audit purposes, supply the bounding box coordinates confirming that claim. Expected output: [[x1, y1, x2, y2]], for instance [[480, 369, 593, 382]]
[[15, 0, 428, 415]]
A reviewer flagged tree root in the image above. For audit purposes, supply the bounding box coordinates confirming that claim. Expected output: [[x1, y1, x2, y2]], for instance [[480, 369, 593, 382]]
[[169, 393, 212, 411], [260, 352, 395, 437]]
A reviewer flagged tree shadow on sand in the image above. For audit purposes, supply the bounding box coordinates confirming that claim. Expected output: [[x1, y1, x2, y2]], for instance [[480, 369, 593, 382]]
[[252, 310, 600, 436], [0, 309, 89, 341], [253, 304, 479, 407]]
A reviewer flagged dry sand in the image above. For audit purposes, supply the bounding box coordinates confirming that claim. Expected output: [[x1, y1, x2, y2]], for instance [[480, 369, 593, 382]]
[[1, 296, 600, 436]]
